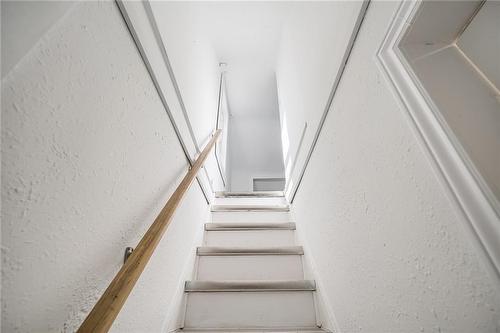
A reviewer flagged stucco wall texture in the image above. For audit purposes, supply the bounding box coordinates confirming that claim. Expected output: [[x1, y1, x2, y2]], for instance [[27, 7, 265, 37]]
[[2, 2, 208, 332], [293, 2, 500, 333]]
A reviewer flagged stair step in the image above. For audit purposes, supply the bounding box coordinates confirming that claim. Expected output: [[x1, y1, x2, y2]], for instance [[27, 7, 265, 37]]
[[205, 223, 296, 230], [184, 291, 317, 328], [196, 255, 304, 280], [197, 246, 304, 256], [178, 328, 328, 332], [215, 191, 284, 198], [214, 197, 287, 206], [185, 280, 315, 292], [205, 229, 295, 247], [211, 211, 292, 223], [211, 205, 290, 212]]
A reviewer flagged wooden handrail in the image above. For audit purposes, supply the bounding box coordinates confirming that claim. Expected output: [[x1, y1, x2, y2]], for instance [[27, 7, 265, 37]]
[[77, 129, 221, 333]]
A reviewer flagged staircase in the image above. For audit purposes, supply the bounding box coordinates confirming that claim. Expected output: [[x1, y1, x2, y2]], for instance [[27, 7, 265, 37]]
[[178, 192, 329, 332]]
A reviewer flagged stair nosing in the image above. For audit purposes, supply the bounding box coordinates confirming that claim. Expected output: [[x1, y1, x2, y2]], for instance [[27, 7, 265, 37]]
[[205, 222, 296, 231], [197, 246, 304, 256], [184, 279, 316, 292]]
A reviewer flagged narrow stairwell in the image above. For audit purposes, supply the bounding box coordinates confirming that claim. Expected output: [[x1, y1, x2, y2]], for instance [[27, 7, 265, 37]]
[[178, 192, 329, 333]]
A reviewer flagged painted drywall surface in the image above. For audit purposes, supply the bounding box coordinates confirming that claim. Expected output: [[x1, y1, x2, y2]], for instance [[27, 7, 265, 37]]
[[0, 1, 76, 77], [224, 71, 284, 192], [149, 1, 224, 192], [275, 1, 363, 185], [1, 2, 208, 332], [410, 46, 500, 206], [117, 2, 222, 194], [229, 113, 285, 192], [292, 2, 500, 332], [457, 0, 500, 90], [150, 1, 219, 147]]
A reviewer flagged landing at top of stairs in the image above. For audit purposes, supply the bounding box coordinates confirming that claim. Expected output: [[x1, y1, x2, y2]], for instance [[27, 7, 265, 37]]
[[215, 191, 284, 198]]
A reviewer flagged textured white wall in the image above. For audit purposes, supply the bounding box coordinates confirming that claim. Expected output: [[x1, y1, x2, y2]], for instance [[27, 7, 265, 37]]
[[0, 1, 75, 77], [292, 2, 500, 332], [1, 2, 208, 332]]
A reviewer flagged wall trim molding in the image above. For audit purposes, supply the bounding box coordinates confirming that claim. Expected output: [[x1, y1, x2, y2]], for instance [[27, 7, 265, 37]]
[[284, 121, 307, 194], [377, 1, 500, 282], [215, 71, 228, 188]]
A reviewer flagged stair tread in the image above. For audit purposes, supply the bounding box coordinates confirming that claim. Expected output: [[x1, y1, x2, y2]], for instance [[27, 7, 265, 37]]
[[197, 246, 304, 256], [205, 223, 296, 231], [185, 280, 316, 292]]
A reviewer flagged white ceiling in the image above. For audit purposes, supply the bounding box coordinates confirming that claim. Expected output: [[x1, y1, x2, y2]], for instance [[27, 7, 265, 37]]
[[156, 2, 293, 117], [204, 2, 290, 117]]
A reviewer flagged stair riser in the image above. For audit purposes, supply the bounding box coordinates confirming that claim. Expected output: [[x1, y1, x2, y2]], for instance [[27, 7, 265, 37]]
[[204, 230, 295, 247], [211, 211, 292, 223], [184, 291, 317, 328], [196, 255, 304, 280]]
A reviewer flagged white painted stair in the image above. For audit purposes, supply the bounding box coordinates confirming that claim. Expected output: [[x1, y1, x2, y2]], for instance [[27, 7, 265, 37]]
[[178, 192, 329, 333]]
